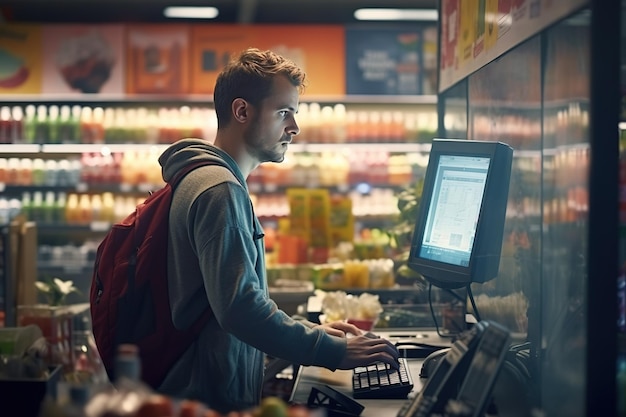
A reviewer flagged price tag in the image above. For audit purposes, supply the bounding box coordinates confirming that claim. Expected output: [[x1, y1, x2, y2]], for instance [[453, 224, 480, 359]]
[[75, 183, 88, 193], [0, 183, 5, 193]]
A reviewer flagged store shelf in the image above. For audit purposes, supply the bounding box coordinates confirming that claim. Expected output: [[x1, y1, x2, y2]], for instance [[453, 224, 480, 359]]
[[41, 143, 169, 154], [0, 144, 41, 153], [289, 143, 431, 153], [0, 142, 432, 154], [37, 221, 112, 233], [0, 94, 438, 105], [0, 182, 161, 194]]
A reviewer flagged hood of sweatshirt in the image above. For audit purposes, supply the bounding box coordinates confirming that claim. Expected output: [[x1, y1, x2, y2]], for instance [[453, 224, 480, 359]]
[[158, 138, 247, 188]]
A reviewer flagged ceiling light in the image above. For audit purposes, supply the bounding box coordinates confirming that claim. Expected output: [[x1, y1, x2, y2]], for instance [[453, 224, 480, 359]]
[[354, 8, 438, 21], [163, 6, 219, 19]]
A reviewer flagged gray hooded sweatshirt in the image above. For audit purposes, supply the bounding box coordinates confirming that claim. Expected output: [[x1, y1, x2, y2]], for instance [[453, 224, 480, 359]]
[[157, 138, 345, 413]]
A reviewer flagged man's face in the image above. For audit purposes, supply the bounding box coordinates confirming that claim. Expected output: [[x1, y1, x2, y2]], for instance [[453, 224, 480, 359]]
[[242, 75, 300, 163]]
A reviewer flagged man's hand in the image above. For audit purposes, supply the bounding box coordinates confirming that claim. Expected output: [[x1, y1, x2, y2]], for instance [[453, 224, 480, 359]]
[[315, 321, 362, 338], [337, 335, 400, 370]]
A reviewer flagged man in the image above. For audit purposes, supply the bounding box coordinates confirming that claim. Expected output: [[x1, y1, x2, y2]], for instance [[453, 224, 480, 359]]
[[157, 48, 399, 413]]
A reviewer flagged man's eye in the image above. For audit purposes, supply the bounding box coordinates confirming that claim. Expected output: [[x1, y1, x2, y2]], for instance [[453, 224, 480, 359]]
[[279, 111, 288, 117]]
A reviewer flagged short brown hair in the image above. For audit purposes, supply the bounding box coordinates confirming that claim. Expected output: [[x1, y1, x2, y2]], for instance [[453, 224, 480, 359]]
[[213, 48, 307, 128]]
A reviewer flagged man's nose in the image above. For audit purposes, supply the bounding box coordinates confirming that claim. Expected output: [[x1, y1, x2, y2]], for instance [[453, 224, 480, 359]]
[[287, 117, 300, 136]]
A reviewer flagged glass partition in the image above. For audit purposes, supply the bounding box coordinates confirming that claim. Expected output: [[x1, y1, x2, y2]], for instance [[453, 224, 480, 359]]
[[439, 9, 592, 417]]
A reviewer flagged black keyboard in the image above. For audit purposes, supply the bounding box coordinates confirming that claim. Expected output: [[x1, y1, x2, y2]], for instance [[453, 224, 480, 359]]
[[352, 357, 414, 399]]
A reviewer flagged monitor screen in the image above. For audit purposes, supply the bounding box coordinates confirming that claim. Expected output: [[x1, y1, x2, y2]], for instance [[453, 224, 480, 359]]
[[408, 139, 513, 289]]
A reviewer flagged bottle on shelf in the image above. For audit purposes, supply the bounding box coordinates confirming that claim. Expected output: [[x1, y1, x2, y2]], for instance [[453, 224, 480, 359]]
[[10, 106, 23, 143], [47, 105, 60, 144], [55, 192, 67, 223], [0, 106, 12, 144], [32, 158, 45, 185]]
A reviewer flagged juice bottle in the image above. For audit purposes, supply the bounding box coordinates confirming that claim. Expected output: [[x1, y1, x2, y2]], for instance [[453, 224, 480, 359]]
[[101, 192, 115, 223], [47, 105, 60, 144], [56, 105, 73, 143], [65, 193, 80, 224], [0, 106, 11, 143], [0, 158, 7, 183], [20, 191, 32, 220], [77, 194, 93, 224], [31, 191, 44, 222], [18, 158, 32, 185], [23, 105, 36, 143], [91, 194, 103, 222], [55, 192, 67, 223], [10, 106, 23, 143], [32, 158, 45, 185]]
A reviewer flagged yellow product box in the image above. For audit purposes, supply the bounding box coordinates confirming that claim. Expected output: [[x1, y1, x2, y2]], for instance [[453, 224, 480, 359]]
[[307, 189, 332, 250], [311, 264, 345, 290], [286, 188, 311, 243], [329, 196, 354, 246]]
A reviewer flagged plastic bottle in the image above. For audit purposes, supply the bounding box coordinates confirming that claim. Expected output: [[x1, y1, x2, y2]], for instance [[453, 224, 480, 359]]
[[114, 343, 141, 384], [31, 191, 44, 222], [55, 192, 67, 223], [18, 157, 32, 185], [44, 159, 59, 186], [43, 191, 56, 223], [71, 105, 82, 143], [6, 157, 19, 184], [57, 105, 73, 143], [10, 106, 23, 143], [47, 105, 60, 144], [0, 106, 11, 143], [91, 194, 103, 222], [32, 158, 45, 185], [77, 194, 93, 224], [23, 104, 36, 143], [20, 192, 31, 220], [66, 193, 80, 224], [0, 158, 7, 183]]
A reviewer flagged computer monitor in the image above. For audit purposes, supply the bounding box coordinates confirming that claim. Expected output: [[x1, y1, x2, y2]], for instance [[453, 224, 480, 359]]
[[407, 139, 513, 289]]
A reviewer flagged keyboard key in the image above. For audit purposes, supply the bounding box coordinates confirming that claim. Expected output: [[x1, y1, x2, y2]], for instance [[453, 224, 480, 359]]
[[352, 357, 414, 399]]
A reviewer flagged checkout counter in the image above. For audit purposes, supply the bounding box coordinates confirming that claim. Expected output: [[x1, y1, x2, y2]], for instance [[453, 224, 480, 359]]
[[289, 329, 453, 417], [287, 320, 531, 417]]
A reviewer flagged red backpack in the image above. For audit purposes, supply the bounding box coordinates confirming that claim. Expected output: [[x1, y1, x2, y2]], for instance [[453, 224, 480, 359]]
[[89, 162, 234, 388]]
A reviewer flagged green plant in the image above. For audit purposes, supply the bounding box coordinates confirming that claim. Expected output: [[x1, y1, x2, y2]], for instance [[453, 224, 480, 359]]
[[387, 180, 428, 287], [34, 277, 81, 306]]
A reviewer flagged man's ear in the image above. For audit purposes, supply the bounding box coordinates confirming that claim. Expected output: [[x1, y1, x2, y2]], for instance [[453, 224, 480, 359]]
[[232, 98, 249, 123]]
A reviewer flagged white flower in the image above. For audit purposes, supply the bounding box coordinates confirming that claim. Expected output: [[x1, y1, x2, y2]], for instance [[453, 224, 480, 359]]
[[53, 278, 78, 296]]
